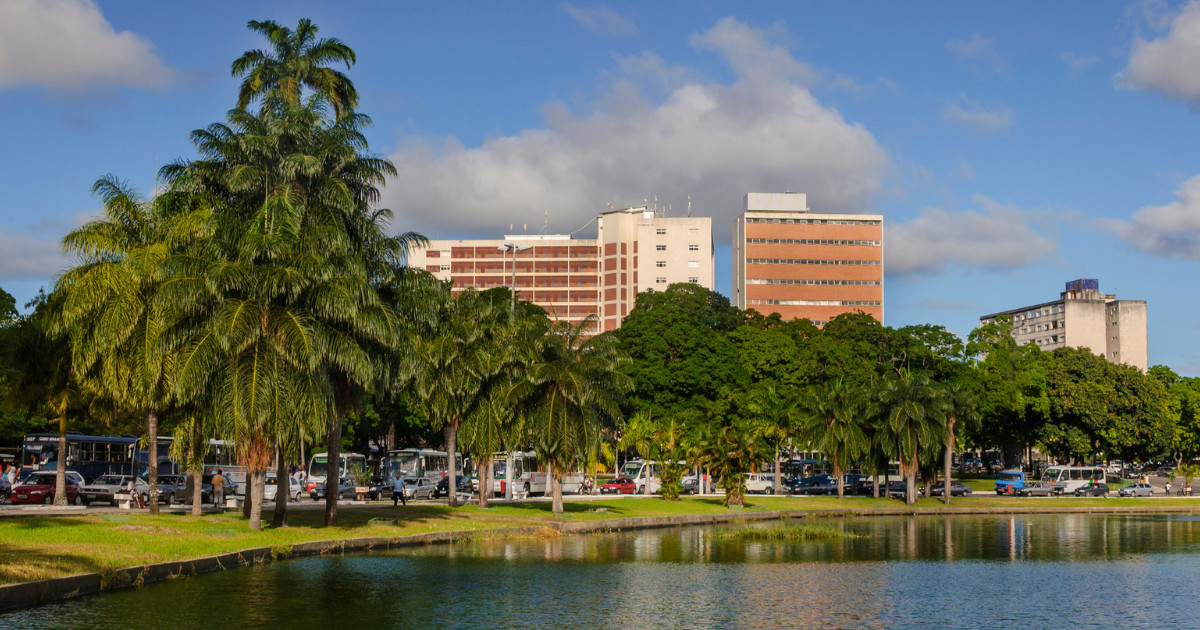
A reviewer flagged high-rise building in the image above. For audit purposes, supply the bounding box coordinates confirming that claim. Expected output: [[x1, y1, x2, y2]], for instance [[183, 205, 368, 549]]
[[406, 206, 714, 332], [732, 192, 884, 326], [979, 278, 1149, 372]]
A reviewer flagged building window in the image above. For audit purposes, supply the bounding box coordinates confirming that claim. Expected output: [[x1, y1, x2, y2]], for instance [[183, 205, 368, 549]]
[[687, 261, 699, 268], [655, 261, 666, 268], [656, 245, 666, 251], [656, 228, 666, 235], [688, 277, 699, 283], [688, 228, 699, 235], [688, 244, 699, 251], [656, 277, 667, 284], [440, 265, 450, 271]]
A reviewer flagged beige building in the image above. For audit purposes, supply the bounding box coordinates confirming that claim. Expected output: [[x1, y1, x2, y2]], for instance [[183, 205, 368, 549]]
[[979, 279, 1148, 372], [407, 206, 714, 332], [733, 192, 884, 326]]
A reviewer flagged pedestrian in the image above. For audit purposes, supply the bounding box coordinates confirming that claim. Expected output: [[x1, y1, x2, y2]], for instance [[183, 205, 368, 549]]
[[392, 472, 406, 507], [213, 469, 226, 506], [127, 478, 145, 508], [1166, 481, 1172, 497]]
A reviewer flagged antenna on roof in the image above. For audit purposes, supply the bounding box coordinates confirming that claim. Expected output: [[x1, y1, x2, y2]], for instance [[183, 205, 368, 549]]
[[687, 196, 692, 217]]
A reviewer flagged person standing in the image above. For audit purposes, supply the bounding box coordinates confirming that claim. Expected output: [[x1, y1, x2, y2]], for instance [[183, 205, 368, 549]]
[[1165, 481, 1172, 497], [213, 469, 226, 507], [392, 473, 406, 507]]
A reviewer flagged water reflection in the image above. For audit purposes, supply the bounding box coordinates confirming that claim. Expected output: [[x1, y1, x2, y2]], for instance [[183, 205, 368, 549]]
[[6, 514, 1200, 629]]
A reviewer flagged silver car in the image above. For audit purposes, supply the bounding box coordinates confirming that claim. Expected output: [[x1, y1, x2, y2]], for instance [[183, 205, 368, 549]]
[[1119, 482, 1155, 497], [403, 477, 435, 500]]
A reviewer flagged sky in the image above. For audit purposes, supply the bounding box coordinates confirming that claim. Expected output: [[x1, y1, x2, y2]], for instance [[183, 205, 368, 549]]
[[2, 1, 1200, 372]]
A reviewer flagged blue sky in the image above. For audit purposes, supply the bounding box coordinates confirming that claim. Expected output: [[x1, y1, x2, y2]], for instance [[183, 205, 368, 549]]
[[2, 1, 1200, 372]]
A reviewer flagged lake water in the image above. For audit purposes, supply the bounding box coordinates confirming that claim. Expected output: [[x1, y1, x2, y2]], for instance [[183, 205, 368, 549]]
[[5, 513, 1200, 629]]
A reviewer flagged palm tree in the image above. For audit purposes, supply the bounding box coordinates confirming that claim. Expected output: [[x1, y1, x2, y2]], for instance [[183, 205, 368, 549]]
[[514, 319, 630, 514], [704, 419, 764, 508], [797, 380, 869, 499], [746, 385, 795, 496], [232, 19, 358, 120], [619, 410, 656, 496], [875, 371, 948, 505], [941, 381, 978, 505]]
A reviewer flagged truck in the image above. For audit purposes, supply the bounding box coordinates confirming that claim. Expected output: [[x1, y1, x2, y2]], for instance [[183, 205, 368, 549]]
[[994, 469, 1025, 495]]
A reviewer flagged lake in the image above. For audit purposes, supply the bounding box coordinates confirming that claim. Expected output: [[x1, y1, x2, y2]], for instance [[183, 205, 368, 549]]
[[5, 513, 1200, 629]]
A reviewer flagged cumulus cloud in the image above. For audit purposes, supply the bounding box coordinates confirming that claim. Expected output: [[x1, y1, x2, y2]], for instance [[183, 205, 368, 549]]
[[1097, 174, 1200, 258], [946, 33, 1005, 73], [1119, 1, 1200, 105], [940, 95, 1014, 134], [0, 230, 65, 281], [384, 17, 890, 242], [0, 0, 174, 91], [886, 196, 1056, 275], [561, 4, 638, 37]]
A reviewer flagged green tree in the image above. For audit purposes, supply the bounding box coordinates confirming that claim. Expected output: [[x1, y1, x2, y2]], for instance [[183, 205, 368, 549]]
[[795, 379, 867, 498], [876, 370, 947, 505], [232, 19, 358, 120]]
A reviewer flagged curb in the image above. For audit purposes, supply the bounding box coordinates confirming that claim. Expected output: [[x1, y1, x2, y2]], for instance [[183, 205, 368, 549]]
[[1, 503, 1197, 612]]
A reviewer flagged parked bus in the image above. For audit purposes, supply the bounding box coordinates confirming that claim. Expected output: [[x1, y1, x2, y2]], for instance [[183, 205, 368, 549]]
[[18, 433, 139, 484], [307, 452, 366, 491], [381, 449, 470, 484], [1043, 465, 1105, 495]]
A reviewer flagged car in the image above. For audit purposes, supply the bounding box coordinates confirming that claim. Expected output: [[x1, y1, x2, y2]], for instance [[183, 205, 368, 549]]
[[850, 479, 877, 496], [310, 478, 357, 501], [994, 470, 1026, 495], [434, 475, 472, 499], [11, 471, 83, 505], [886, 480, 907, 498], [744, 473, 773, 494], [1157, 465, 1176, 477], [156, 475, 187, 505], [601, 477, 637, 494], [790, 474, 835, 495], [930, 480, 973, 497], [264, 475, 304, 502], [1075, 483, 1110, 497], [80, 474, 149, 506], [403, 477, 435, 500], [1018, 481, 1055, 497], [1118, 482, 1155, 497]]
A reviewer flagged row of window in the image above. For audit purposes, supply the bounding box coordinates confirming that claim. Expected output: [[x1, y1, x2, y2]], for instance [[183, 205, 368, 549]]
[[655, 228, 702, 235], [747, 258, 881, 266], [749, 299, 882, 307], [1014, 305, 1063, 321], [746, 278, 881, 286], [655, 244, 702, 251], [746, 218, 881, 226], [747, 238, 881, 246], [656, 261, 701, 268], [655, 277, 700, 284], [1021, 320, 1064, 334]]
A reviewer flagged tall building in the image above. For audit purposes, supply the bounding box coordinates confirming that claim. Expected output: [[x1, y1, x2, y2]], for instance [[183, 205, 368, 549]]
[[407, 206, 714, 332], [978, 278, 1149, 372], [732, 192, 884, 326]]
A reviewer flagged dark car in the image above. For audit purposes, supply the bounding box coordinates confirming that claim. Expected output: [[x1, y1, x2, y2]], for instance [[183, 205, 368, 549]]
[[361, 475, 392, 501], [850, 479, 877, 496], [310, 478, 357, 501], [886, 480, 907, 498], [435, 475, 472, 499], [788, 474, 833, 495], [1075, 483, 1110, 497], [930, 481, 973, 497], [601, 477, 636, 494], [12, 472, 83, 505]]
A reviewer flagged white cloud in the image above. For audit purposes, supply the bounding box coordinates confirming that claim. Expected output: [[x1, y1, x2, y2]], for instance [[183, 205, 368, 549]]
[[940, 95, 1014, 135], [1119, 1, 1200, 105], [561, 4, 638, 37], [946, 33, 1005, 73], [886, 196, 1056, 275], [384, 17, 890, 243], [950, 156, 975, 181], [1061, 51, 1099, 72], [1097, 174, 1200, 258], [0, 230, 65, 281], [0, 0, 174, 91]]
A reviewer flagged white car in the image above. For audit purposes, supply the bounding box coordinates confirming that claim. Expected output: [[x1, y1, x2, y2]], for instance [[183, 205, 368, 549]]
[[403, 477, 435, 500], [744, 473, 773, 494], [264, 476, 304, 502], [1118, 482, 1155, 497], [80, 474, 149, 506]]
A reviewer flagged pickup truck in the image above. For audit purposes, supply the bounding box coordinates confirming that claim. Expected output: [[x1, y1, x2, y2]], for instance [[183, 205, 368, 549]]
[[994, 470, 1026, 495]]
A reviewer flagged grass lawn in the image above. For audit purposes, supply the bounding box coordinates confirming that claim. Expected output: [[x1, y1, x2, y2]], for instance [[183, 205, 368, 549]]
[[2, 494, 1197, 585]]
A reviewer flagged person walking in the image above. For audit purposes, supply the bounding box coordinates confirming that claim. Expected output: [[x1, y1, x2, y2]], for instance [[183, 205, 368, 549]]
[[213, 469, 226, 507], [392, 473, 406, 507], [1165, 481, 1172, 497]]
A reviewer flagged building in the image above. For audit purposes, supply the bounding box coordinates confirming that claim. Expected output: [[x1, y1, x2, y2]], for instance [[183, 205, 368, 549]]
[[406, 206, 714, 332], [732, 192, 884, 326], [978, 278, 1148, 372]]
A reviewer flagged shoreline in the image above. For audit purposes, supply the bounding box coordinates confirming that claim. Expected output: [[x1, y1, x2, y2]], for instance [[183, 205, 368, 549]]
[[3, 501, 1200, 613]]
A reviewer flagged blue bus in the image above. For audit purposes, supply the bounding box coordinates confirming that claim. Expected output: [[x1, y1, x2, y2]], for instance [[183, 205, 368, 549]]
[[18, 433, 175, 484]]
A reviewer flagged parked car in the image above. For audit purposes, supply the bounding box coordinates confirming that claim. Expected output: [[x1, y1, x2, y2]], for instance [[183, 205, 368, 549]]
[[1017, 481, 1055, 497], [1157, 465, 1176, 477], [791, 474, 835, 495], [435, 475, 472, 499], [156, 474, 187, 505], [403, 477, 435, 500], [310, 478, 357, 501], [264, 475, 304, 502], [930, 481, 973, 497], [886, 480, 907, 498], [994, 470, 1026, 495], [12, 471, 83, 505], [1118, 482, 1155, 497], [744, 473, 773, 494], [681, 474, 715, 494], [80, 474, 148, 506], [1075, 483, 1110, 497], [850, 479, 877, 496], [601, 477, 637, 494]]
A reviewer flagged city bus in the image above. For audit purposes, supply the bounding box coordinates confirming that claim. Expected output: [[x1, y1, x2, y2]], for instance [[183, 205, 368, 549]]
[[382, 449, 451, 484], [1043, 465, 1105, 495], [18, 433, 139, 484], [306, 452, 366, 491]]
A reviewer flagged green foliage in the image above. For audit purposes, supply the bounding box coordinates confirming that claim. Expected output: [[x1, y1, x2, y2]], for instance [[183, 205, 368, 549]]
[[0, 287, 16, 324]]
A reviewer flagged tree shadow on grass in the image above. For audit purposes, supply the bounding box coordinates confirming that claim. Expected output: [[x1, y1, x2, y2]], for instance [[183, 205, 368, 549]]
[[0, 543, 110, 584]]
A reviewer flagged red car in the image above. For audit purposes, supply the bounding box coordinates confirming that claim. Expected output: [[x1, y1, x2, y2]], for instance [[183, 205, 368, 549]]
[[11, 472, 83, 505], [601, 477, 636, 494]]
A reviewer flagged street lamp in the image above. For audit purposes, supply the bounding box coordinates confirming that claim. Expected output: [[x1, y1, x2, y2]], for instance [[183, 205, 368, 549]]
[[497, 241, 530, 503]]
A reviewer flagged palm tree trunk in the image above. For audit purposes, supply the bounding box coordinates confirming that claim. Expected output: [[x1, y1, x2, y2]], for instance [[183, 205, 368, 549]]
[[773, 447, 782, 496], [944, 419, 955, 506], [191, 469, 203, 517], [445, 420, 459, 507], [477, 456, 491, 508], [147, 409, 159, 514], [248, 470, 265, 530], [550, 461, 564, 514], [272, 446, 289, 527], [54, 413, 67, 506], [504, 451, 514, 501], [907, 463, 919, 505], [836, 463, 845, 499], [325, 384, 348, 526], [243, 479, 253, 519]]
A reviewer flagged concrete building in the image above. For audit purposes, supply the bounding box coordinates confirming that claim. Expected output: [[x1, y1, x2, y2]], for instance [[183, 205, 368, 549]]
[[407, 206, 714, 332], [732, 192, 884, 326], [978, 278, 1149, 372]]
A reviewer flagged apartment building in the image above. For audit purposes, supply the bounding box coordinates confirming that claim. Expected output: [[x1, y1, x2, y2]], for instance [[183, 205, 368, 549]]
[[407, 206, 714, 332], [732, 192, 884, 326], [978, 278, 1148, 372]]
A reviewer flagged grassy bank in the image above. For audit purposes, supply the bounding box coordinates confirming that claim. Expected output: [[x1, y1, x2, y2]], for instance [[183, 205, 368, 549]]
[[3, 495, 1198, 584]]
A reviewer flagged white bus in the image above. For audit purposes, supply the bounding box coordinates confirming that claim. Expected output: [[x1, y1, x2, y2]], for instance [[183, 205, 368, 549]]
[[382, 449, 451, 484], [307, 452, 366, 491], [479, 452, 584, 496], [1043, 465, 1105, 495], [619, 459, 662, 494]]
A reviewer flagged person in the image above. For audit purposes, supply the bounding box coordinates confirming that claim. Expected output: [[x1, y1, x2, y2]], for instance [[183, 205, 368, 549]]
[[1166, 481, 1172, 497], [127, 478, 145, 508], [392, 472, 406, 507], [212, 469, 226, 506]]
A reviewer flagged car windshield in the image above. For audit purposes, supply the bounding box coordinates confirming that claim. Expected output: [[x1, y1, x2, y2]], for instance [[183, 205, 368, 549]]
[[95, 476, 123, 485], [1001, 473, 1021, 481], [27, 475, 55, 485], [404, 477, 421, 484]]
